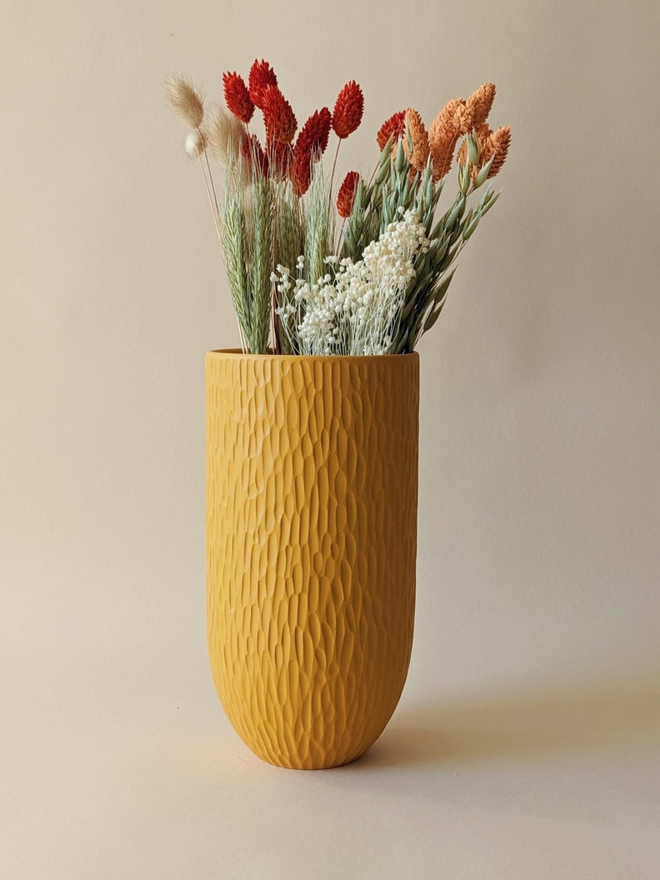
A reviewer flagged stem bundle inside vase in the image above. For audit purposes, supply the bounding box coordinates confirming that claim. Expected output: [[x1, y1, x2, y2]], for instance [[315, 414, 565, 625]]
[[167, 60, 511, 356]]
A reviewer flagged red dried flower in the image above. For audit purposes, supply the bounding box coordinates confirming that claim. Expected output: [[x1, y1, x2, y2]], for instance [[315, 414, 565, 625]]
[[376, 111, 406, 151], [332, 81, 364, 139], [222, 71, 254, 124], [289, 108, 332, 196], [290, 150, 312, 196], [241, 134, 268, 176], [261, 85, 297, 144], [268, 141, 293, 180], [296, 108, 332, 160], [248, 59, 278, 109], [336, 171, 361, 218]]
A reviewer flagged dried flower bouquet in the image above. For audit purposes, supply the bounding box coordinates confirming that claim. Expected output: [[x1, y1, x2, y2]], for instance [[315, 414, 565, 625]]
[[167, 60, 511, 356]]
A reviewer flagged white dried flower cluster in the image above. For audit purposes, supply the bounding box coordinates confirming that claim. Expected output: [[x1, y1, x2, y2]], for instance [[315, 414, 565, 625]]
[[273, 209, 430, 356]]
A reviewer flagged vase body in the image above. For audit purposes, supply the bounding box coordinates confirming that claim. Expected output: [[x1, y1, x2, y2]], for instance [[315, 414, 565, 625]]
[[206, 350, 419, 769]]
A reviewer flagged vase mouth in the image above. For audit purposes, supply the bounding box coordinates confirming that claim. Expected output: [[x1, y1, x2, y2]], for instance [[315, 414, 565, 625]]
[[207, 348, 419, 362]]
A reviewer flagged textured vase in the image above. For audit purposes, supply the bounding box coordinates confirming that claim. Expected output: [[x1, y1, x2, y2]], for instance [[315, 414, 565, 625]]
[[206, 350, 419, 769]]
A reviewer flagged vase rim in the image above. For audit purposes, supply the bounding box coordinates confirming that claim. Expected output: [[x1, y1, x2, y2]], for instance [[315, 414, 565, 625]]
[[207, 348, 419, 362]]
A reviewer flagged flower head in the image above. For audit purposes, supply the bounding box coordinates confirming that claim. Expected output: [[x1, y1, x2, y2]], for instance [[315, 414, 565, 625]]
[[403, 108, 429, 172], [166, 75, 204, 129], [488, 126, 511, 177], [457, 123, 511, 179], [289, 108, 332, 196], [428, 98, 474, 182], [248, 59, 278, 109], [336, 171, 361, 218], [206, 105, 245, 164], [296, 108, 332, 159], [376, 111, 406, 151], [222, 71, 255, 123], [290, 151, 312, 196], [184, 128, 206, 158], [261, 85, 297, 143], [332, 81, 364, 139], [466, 83, 496, 127]]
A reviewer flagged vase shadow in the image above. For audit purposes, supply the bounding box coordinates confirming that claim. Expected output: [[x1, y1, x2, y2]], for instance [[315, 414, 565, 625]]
[[356, 678, 660, 769]]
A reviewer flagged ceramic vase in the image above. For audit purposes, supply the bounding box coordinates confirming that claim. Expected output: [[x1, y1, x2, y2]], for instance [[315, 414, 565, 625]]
[[206, 350, 419, 769]]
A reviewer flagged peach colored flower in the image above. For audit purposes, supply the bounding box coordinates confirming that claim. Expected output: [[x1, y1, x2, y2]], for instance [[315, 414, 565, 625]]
[[457, 123, 512, 179], [466, 83, 496, 127], [428, 98, 474, 181], [403, 108, 429, 172]]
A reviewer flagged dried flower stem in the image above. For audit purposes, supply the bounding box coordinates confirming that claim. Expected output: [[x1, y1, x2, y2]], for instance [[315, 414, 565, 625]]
[[327, 138, 341, 220], [197, 153, 222, 239]]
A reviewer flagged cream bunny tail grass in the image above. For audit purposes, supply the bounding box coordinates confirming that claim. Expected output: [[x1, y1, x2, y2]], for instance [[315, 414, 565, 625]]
[[206, 105, 246, 165], [166, 74, 205, 129]]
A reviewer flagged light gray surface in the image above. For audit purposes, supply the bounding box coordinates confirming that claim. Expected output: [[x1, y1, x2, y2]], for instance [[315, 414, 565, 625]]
[[1, 0, 658, 876]]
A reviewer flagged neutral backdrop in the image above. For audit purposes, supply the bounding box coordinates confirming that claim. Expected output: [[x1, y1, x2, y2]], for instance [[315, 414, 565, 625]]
[[1, 1, 658, 878]]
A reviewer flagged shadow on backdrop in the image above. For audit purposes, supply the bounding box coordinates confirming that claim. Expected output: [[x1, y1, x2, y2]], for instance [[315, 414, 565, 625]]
[[357, 679, 660, 769]]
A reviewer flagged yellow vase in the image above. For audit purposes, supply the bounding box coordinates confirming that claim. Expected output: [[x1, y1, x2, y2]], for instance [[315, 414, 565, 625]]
[[206, 350, 419, 769]]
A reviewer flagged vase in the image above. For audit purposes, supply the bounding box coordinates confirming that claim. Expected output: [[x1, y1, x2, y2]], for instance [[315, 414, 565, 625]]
[[206, 349, 419, 769]]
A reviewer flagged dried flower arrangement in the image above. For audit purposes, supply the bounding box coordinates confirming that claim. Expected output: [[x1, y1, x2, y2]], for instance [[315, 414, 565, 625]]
[[167, 61, 511, 356]]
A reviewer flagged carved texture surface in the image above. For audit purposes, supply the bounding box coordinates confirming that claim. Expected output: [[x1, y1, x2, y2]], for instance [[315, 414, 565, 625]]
[[206, 351, 419, 769]]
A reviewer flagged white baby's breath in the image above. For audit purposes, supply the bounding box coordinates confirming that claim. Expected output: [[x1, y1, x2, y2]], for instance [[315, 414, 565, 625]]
[[274, 210, 429, 356]]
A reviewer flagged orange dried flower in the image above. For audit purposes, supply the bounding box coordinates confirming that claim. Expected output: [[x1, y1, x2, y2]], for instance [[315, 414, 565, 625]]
[[403, 108, 429, 172], [261, 85, 297, 144], [248, 59, 278, 109], [428, 131, 459, 181], [222, 71, 255, 124], [332, 81, 364, 139], [336, 171, 360, 218], [376, 111, 406, 151], [456, 138, 468, 167], [466, 83, 496, 127], [429, 98, 473, 142], [486, 126, 511, 177], [457, 123, 511, 179], [428, 98, 474, 182]]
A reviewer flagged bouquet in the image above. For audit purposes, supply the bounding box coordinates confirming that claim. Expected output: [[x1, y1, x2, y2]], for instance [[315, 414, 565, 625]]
[[167, 60, 511, 356]]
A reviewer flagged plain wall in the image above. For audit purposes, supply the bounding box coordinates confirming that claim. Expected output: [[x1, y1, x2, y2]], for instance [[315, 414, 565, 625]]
[[1, 1, 658, 702]]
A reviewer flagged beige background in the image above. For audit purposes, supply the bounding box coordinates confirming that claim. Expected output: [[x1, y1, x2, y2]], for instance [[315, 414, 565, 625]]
[[1, 1, 658, 878]]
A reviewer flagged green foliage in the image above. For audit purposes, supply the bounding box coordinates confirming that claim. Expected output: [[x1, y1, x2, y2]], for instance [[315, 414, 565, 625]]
[[246, 177, 275, 353], [220, 154, 274, 354], [304, 167, 334, 287]]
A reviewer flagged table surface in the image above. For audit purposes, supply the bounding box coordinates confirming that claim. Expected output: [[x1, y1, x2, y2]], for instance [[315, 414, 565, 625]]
[[2, 649, 658, 880]]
